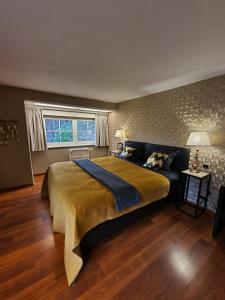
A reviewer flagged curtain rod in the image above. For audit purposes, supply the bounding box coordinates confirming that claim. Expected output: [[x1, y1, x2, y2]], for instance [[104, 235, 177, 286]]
[[24, 101, 112, 114]]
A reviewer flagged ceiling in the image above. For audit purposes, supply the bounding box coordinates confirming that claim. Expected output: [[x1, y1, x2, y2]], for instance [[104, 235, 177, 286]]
[[0, 0, 225, 103]]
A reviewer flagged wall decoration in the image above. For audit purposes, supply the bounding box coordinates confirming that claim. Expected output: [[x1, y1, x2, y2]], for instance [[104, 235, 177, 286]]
[[0, 119, 20, 146]]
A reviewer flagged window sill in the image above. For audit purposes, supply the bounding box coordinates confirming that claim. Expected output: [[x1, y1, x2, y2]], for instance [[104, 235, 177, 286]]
[[47, 143, 96, 150]]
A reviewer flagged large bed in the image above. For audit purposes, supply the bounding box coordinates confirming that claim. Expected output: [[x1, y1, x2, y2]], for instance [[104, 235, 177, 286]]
[[42, 142, 190, 286]]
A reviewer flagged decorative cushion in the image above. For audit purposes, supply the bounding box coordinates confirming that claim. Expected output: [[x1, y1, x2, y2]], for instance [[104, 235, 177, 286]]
[[119, 146, 136, 159], [163, 151, 180, 171], [125, 142, 145, 161], [143, 152, 169, 170]]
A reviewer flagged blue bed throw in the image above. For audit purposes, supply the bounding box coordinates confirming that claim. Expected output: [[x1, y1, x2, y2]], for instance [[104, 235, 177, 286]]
[[74, 159, 141, 211]]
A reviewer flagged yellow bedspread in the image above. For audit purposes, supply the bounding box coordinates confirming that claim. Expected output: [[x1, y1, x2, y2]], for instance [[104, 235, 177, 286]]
[[42, 156, 170, 286]]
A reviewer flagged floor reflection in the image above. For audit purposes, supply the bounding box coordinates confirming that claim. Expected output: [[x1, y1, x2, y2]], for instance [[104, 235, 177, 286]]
[[169, 246, 196, 281]]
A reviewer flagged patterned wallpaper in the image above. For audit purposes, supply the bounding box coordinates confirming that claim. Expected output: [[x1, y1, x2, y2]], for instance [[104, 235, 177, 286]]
[[108, 75, 225, 212]]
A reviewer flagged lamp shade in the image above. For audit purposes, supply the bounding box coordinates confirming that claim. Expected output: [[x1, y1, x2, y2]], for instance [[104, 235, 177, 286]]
[[115, 129, 127, 139], [186, 132, 210, 146]]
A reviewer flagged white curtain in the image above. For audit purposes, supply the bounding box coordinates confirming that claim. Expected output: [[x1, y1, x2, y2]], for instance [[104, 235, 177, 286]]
[[95, 113, 109, 147], [25, 106, 47, 152]]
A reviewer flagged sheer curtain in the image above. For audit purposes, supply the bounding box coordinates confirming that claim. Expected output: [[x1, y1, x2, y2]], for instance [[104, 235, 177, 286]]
[[95, 113, 109, 147], [25, 106, 47, 151]]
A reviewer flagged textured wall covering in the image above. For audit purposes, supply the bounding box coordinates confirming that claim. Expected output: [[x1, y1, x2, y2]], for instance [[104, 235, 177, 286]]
[[108, 75, 225, 212]]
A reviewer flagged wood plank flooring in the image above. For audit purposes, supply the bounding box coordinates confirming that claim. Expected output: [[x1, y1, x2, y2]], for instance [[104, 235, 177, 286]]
[[0, 175, 225, 299]]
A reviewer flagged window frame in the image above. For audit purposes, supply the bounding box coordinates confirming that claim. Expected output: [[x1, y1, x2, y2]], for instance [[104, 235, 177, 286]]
[[44, 116, 96, 148]]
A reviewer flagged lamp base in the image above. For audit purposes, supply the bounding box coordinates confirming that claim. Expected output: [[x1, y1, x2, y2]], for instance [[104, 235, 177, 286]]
[[190, 164, 201, 173], [117, 142, 123, 151]]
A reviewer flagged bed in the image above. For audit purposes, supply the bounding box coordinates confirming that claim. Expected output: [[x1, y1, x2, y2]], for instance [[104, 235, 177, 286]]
[[42, 142, 190, 286]]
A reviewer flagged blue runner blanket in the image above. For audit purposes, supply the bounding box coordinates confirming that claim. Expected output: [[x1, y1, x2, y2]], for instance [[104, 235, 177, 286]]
[[74, 159, 141, 211]]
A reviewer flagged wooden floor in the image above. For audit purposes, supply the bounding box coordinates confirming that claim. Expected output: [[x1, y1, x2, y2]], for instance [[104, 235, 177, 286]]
[[1, 176, 225, 300]]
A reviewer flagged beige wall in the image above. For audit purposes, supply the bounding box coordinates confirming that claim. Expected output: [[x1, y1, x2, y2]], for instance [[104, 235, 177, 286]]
[[0, 96, 33, 190], [31, 146, 108, 175], [0, 85, 116, 190], [108, 75, 225, 212]]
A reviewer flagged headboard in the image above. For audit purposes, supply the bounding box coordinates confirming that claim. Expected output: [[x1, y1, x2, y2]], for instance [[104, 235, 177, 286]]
[[125, 141, 190, 172]]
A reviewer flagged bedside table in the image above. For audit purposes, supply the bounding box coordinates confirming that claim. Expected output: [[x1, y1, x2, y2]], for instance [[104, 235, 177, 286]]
[[177, 169, 211, 219], [110, 149, 122, 157]]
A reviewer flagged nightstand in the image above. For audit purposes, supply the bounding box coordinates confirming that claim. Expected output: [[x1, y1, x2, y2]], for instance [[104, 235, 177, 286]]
[[110, 149, 122, 157], [177, 169, 211, 218]]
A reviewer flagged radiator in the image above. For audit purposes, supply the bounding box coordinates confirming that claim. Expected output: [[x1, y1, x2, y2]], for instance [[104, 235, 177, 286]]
[[69, 147, 90, 160]]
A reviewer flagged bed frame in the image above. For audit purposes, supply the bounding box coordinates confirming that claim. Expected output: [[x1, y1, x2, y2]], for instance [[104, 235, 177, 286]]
[[80, 142, 190, 255]]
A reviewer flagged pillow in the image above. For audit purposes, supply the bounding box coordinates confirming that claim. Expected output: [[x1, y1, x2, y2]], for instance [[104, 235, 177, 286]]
[[143, 152, 169, 170], [125, 142, 145, 161], [119, 146, 136, 159], [163, 151, 180, 171]]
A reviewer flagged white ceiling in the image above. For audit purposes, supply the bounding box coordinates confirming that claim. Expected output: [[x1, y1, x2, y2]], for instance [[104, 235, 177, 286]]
[[0, 0, 225, 103]]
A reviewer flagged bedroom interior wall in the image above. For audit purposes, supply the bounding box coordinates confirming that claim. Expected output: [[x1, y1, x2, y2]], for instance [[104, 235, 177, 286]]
[[108, 75, 225, 212], [0, 85, 116, 190], [0, 95, 33, 190], [31, 146, 108, 175]]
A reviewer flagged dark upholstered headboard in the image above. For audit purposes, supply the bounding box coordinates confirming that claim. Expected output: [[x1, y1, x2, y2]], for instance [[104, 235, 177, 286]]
[[125, 141, 190, 172]]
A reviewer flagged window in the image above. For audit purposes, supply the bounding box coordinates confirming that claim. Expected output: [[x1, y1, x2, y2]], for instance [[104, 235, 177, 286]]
[[77, 119, 96, 142], [45, 117, 96, 147]]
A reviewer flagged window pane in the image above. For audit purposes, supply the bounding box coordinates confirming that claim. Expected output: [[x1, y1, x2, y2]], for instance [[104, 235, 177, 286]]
[[77, 120, 87, 131], [60, 131, 73, 142], [45, 119, 59, 130], [77, 120, 95, 142], [46, 132, 60, 143], [45, 117, 95, 145], [60, 120, 72, 131]]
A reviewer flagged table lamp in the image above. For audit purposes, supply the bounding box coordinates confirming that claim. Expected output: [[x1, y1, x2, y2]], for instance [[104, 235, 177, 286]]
[[186, 131, 210, 172], [115, 129, 127, 150]]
